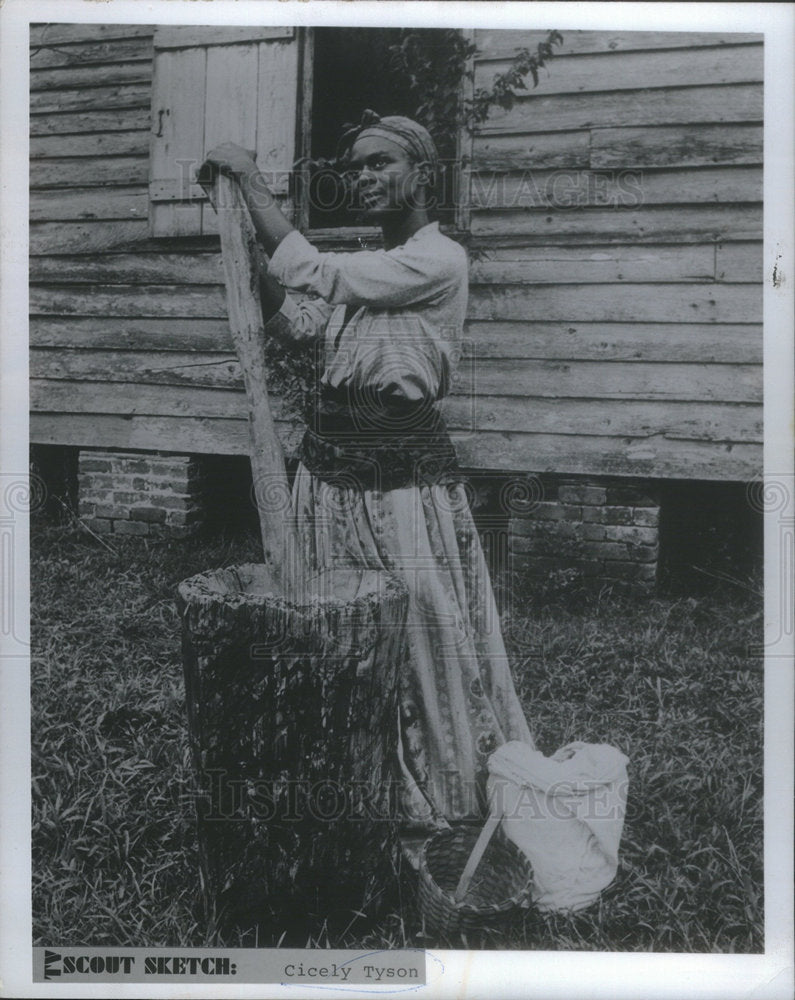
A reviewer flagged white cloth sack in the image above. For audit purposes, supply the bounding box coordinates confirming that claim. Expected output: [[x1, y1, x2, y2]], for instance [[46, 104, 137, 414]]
[[486, 740, 629, 912]]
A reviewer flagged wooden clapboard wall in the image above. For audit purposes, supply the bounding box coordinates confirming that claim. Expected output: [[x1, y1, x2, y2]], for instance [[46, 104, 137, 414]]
[[30, 25, 764, 481], [456, 28, 763, 479], [29, 23, 303, 458]]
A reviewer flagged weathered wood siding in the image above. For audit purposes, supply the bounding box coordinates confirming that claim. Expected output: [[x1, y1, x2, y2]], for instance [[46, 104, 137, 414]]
[[29, 23, 302, 455], [30, 25, 763, 480]]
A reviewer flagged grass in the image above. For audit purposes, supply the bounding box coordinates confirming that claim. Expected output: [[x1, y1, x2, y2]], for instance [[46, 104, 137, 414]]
[[31, 515, 763, 952]]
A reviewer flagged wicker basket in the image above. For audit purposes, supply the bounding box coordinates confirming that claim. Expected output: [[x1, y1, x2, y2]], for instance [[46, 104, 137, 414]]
[[417, 823, 534, 938]]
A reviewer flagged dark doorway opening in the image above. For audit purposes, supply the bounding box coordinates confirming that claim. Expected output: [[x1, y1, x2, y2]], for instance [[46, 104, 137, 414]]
[[307, 28, 458, 229]]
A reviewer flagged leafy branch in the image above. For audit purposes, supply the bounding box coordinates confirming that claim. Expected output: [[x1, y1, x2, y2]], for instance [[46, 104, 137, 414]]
[[388, 28, 565, 147], [296, 30, 564, 179], [469, 30, 565, 122]]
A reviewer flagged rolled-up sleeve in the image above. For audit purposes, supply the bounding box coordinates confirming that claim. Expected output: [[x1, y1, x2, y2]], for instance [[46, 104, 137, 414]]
[[269, 228, 460, 308]]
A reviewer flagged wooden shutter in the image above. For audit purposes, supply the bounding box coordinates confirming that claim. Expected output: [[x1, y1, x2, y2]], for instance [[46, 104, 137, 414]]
[[150, 25, 299, 237]]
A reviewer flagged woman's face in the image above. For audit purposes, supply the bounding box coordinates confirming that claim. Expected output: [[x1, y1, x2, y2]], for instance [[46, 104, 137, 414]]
[[348, 134, 426, 217]]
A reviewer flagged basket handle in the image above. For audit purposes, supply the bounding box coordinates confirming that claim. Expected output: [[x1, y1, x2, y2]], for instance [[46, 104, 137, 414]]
[[453, 802, 503, 903]]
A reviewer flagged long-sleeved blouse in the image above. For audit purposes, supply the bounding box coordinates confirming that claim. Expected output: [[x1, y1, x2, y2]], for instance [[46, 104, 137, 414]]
[[268, 223, 467, 407]]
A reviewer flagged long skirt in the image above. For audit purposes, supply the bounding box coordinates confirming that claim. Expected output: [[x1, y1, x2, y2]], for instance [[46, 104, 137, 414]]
[[292, 465, 534, 830]]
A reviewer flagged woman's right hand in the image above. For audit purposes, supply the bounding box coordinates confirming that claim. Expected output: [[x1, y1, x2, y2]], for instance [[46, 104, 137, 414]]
[[198, 142, 293, 257], [196, 143, 258, 191]]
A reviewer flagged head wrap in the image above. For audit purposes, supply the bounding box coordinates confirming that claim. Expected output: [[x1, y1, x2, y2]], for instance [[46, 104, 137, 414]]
[[337, 109, 439, 180]]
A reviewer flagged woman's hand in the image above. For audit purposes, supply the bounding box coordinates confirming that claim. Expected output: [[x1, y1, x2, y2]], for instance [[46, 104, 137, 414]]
[[198, 141, 293, 257], [197, 143, 258, 191]]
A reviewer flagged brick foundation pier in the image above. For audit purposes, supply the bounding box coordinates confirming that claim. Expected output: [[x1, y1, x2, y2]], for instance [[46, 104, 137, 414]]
[[78, 450, 204, 538], [508, 479, 660, 593]]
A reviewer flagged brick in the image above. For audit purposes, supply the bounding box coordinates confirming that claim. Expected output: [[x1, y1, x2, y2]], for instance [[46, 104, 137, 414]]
[[601, 524, 658, 545], [149, 493, 199, 511], [130, 475, 201, 494], [581, 542, 610, 561], [583, 505, 636, 526], [633, 506, 660, 527], [150, 451, 192, 463], [153, 462, 194, 477], [79, 472, 116, 490], [607, 506, 635, 526], [130, 507, 167, 524], [78, 448, 204, 540], [559, 485, 607, 505], [604, 486, 642, 505], [113, 519, 150, 536], [114, 458, 152, 474], [117, 490, 193, 509], [78, 500, 96, 516], [581, 506, 605, 524], [516, 538, 589, 560], [82, 489, 114, 504], [80, 488, 114, 505], [83, 517, 112, 534], [148, 458, 194, 477], [128, 475, 160, 489], [78, 458, 112, 473], [510, 520, 579, 540], [606, 486, 657, 506], [508, 500, 563, 534], [584, 540, 631, 561], [510, 534, 542, 554], [626, 542, 659, 563], [556, 484, 578, 503], [522, 502, 567, 522], [152, 467, 202, 487], [99, 473, 138, 489], [582, 523, 606, 541], [509, 503, 582, 529], [588, 505, 648, 527], [95, 504, 130, 519]]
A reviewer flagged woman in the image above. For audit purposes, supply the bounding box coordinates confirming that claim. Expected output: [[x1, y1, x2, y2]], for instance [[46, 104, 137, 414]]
[[201, 114, 533, 833]]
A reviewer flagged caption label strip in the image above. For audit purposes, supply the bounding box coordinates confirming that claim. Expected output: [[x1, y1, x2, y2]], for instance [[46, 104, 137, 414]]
[[34, 947, 427, 985]]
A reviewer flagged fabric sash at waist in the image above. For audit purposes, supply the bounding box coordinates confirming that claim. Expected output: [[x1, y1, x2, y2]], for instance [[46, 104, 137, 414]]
[[298, 386, 459, 492]]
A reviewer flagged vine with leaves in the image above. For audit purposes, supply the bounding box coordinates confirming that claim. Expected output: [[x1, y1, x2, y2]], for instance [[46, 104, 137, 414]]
[[387, 28, 564, 153], [301, 30, 564, 185]]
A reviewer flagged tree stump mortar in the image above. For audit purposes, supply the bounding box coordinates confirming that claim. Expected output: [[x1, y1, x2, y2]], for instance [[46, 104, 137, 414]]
[[177, 563, 409, 938]]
